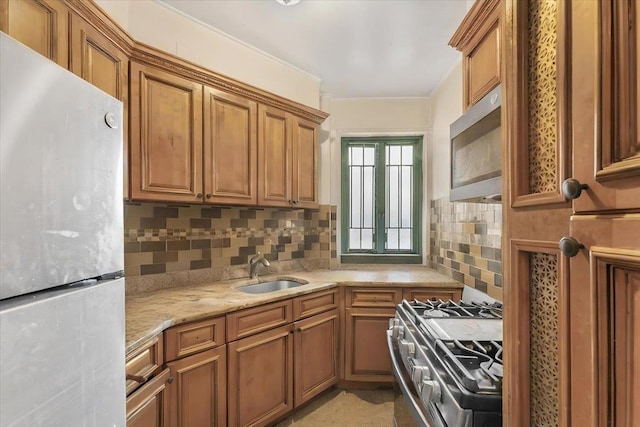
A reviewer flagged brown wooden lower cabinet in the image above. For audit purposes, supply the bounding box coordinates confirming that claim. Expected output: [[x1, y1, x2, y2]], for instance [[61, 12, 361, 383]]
[[293, 308, 339, 406], [227, 324, 294, 427], [126, 368, 171, 427], [344, 307, 395, 382], [166, 346, 227, 427]]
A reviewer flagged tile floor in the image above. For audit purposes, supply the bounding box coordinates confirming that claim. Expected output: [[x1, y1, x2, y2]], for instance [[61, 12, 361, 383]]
[[274, 388, 394, 427]]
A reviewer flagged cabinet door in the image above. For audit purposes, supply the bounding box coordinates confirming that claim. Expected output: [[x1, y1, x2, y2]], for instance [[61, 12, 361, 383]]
[[166, 346, 227, 427], [293, 308, 339, 406], [126, 368, 171, 427], [465, 21, 500, 108], [291, 115, 319, 209], [571, 0, 640, 212], [228, 324, 293, 427], [0, 0, 68, 67], [69, 14, 130, 198], [130, 61, 203, 203], [258, 104, 291, 207], [204, 87, 257, 205], [344, 307, 395, 382], [568, 216, 640, 427]]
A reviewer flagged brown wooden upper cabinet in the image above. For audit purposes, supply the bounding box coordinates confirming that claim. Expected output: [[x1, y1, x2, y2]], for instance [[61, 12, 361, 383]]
[[258, 105, 319, 209], [131, 64, 319, 208], [204, 88, 258, 205], [69, 14, 130, 198], [449, 0, 501, 110], [130, 61, 204, 203], [0, 0, 69, 68], [570, 0, 640, 213]]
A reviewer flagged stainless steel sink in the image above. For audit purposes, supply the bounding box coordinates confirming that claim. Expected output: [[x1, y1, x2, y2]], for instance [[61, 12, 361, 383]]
[[237, 280, 306, 294]]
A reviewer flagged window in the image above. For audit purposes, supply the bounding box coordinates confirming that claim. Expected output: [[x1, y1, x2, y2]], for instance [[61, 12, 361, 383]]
[[341, 136, 422, 263]]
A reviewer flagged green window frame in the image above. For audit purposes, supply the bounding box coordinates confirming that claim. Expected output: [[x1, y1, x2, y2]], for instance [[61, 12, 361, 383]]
[[341, 136, 423, 264]]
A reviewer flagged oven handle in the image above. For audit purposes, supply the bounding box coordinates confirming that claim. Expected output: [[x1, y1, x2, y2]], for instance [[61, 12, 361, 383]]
[[387, 331, 446, 427]]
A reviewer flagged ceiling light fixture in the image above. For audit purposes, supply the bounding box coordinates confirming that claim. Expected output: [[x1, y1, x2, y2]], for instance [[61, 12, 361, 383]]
[[276, 0, 301, 6]]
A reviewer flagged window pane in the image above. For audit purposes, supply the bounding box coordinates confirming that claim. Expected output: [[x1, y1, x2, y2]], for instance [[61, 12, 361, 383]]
[[399, 229, 412, 250], [401, 166, 412, 228], [402, 145, 413, 165], [388, 165, 399, 227], [361, 229, 373, 250], [349, 229, 361, 250], [350, 166, 361, 227], [364, 146, 375, 166], [388, 145, 401, 165], [387, 229, 399, 250], [363, 166, 374, 228], [351, 146, 363, 165]]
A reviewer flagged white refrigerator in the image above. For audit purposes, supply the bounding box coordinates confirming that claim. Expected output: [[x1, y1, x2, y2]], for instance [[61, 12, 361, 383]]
[[0, 33, 126, 426]]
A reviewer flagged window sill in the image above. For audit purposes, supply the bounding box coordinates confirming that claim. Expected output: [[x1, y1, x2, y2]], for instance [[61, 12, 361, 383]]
[[340, 254, 422, 265]]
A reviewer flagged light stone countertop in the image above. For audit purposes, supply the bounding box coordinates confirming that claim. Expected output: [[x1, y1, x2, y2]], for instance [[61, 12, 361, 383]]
[[125, 266, 461, 354]]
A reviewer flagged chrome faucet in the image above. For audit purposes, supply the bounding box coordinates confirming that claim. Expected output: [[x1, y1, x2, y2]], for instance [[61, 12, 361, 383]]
[[249, 252, 270, 279]]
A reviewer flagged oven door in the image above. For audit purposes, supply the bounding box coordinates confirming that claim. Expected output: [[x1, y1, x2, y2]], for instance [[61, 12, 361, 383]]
[[387, 331, 446, 427]]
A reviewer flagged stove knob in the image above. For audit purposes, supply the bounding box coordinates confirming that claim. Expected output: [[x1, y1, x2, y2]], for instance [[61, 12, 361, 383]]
[[398, 327, 405, 339], [421, 380, 442, 403], [388, 318, 401, 339], [411, 365, 431, 384], [399, 339, 415, 358]]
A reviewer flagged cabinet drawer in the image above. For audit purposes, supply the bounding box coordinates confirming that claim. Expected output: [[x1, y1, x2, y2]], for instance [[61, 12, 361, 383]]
[[164, 316, 225, 362], [126, 368, 170, 426], [403, 288, 462, 302], [346, 288, 402, 308], [126, 334, 163, 395], [293, 289, 338, 320], [227, 299, 293, 341]]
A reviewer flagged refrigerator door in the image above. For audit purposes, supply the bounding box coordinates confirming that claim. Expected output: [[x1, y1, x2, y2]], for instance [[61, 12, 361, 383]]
[[0, 277, 125, 427], [0, 33, 124, 299]]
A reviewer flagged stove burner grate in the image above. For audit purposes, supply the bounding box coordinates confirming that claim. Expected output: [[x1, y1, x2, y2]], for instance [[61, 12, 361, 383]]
[[436, 339, 503, 394], [410, 299, 503, 319]]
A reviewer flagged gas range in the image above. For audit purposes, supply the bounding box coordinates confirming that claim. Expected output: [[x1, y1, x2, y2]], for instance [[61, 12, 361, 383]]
[[387, 299, 503, 427]]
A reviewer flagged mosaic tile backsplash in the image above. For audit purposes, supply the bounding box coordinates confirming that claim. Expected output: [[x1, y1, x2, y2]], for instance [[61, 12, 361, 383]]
[[429, 197, 502, 299], [124, 203, 337, 278]]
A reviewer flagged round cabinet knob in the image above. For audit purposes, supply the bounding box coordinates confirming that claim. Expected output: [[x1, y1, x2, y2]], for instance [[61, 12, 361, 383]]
[[420, 380, 442, 403], [559, 236, 584, 257], [196, 193, 203, 199], [562, 178, 588, 200], [205, 194, 212, 199]]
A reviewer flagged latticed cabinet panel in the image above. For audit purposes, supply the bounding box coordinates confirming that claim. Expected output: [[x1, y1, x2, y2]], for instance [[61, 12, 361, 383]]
[[506, 0, 570, 208], [507, 241, 570, 427]]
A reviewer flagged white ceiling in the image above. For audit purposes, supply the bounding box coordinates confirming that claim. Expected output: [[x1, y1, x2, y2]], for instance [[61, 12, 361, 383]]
[[157, 0, 469, 98]]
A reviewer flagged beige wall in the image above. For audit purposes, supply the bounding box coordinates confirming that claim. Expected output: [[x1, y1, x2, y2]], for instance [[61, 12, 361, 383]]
[[428, 61, 463, 200], [326, 97, 432, 260], [95, 0, 321, 108]]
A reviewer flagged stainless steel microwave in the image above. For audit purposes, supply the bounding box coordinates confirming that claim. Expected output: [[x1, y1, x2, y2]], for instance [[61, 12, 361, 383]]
[[449, 85, 502, 202]]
